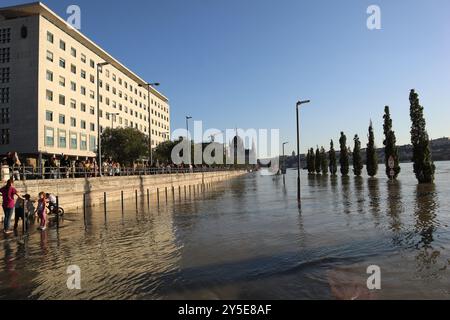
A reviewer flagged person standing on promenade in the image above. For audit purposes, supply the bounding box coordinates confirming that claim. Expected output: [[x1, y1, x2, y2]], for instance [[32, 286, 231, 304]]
[[36, 192, 48, 231], [0, 179, 24, 234]]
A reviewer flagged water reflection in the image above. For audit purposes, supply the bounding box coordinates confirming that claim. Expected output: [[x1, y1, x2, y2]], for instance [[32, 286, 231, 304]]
[[341, 176, 351, 214], [354, 177, 364, 214], [367, 178, 381, 226], [386, 180, 403, 235]]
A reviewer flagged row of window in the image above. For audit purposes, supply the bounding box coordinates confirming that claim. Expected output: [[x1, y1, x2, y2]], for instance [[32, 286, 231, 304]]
[[44, 126, 95, 151], [1, 108, 9, 124], [0, 88, 9, 104], [0, 128, 9, 145], [0, 67, 9, 83], [0, 48, 10, 64], [0, 28, 11, 44]]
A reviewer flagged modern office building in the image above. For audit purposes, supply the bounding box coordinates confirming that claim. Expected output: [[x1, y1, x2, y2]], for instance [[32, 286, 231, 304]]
[[0, 2, 170, 162]]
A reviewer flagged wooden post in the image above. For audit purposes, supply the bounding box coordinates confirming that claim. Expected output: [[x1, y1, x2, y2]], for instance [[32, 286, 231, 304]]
[[55, 195, 60, 229], [172, 186, 175, 201], [147, 189, 150, 209], [157, 188, 160, 206], [83, 193, 87, 229], [165, 187, 168, 203], [135, 190, 138, 212], [104, 192, 107, 222], [121, 190, 124, 215]]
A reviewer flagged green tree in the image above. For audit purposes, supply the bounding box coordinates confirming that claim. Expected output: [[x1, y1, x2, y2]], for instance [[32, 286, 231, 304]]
[[320, 146, 328, 175], [409, 89, 435, 183], [315, 147, 321, 174], [308, 148, 316, 174], [383, 106, 401, 179], [329, 140, 337, 175], [153, 138, 183, 164], [366, 121, 378, 177], [101, 127, 148, 166], [339, 132, 349, 176], [353, 134, 363, 176]]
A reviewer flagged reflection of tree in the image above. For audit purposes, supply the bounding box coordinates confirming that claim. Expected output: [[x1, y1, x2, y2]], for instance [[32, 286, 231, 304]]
[[341, 176, 351, 214], [414, 183, 440, 272], [354, 176, 364, 214], [367, 178, 380, 226], [386, 180, 403, 236]]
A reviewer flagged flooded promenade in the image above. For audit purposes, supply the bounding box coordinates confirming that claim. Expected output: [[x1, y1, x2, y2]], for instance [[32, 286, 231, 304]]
[[1, 162, 449, 300]]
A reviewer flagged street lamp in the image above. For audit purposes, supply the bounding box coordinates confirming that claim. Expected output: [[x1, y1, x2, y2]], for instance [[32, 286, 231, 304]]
[[282, 142, 289, 185], [97, 61, 109, 176], [296, 100, 311, 207], [139, 82, 160, 166]]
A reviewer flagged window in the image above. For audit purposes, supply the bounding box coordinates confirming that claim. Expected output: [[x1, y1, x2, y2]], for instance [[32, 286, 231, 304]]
[[59, 76, 65, 87], [70, 99, 76, 109], [59, 114, 65, 124], [0, 48, 10, 63], [99, 109, 103, 118], [1, 129, 9, 145], [90, 59, 95, 68], [45, 127, 54, 147], [81, 103, 86, 112], [0, 67, 10, 83], [70, 132, 77, 149], [1, 108, 10, 124], [47, 31, 54, 43], [0, 28, 11, 44], [46, 70, 53, 81], [89, 90, 95, 99], [46, 90, 53, 102], [60, 40, 66, 50], [59, 58, 66, 68], [105, 69, 110, 78], [81, 53, 86, 63], [112, 74, 116, 81], [90, 74, 95, 83], [71, 82, 76, 91], [59, 94, 65, 106], [70, 117, 76, 127], [58, 129, 66, 148], [80, 120, 86, 130], [45, 110, 53, 122], [81, 69, 86, 79], [81, 86, 86, 96], [90, 123, 95, 131], [89, 135, 96, 152], [80, 134, 87, 150], [70, 47, 77, 57], [89, 106, 95, 115], [46, 50, 53, 62], [71, 64, 76, 74], [119, 78, 122, 85]]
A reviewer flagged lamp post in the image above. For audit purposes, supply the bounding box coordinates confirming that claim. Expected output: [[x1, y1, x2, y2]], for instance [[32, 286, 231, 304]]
[[186, 116, 192, 164], [97, 61, 109, 176], [296, 100, 311, 207], [139, 82, 160, 166], [282, 142, 288, 185]]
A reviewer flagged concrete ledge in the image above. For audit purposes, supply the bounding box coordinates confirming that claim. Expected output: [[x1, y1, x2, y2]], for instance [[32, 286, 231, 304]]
[[14, 171, 247, 212]]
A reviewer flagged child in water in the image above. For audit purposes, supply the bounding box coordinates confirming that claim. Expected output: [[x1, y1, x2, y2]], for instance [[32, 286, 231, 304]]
[[24, 194, 35, 222], [37, 192, 48, 231], [13, 196, 25, 230]]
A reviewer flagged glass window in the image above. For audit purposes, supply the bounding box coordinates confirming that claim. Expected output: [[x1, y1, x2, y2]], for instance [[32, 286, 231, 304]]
[[70, 117, 76, 127], [90, 74, 95, 83], [90, 59, 95, 68], [90, 123, 95, 131], [70, 132, 77, 149], [59, 114, 65, 124], [71, 82, 76, 91], [46, 70, 53, 81], [46, 50, 53, 62], [89, 135, 96, 152], [81, 53, 86, 63], [81, 120, 86, 130], [89, 106, 95, 115], [47, 31, 54, 43], [45, 110, 53, 122], [81, 69, 86, 79], [80, 134, 87, 150], [81, 103, 86, 112], [59, 76, 65, 87], [81, 87, 86, 96], [71, 64, 76, 74], [70, 99, 76, 109], [45, 127, 54, 146], [46, 90, 53, 101], [58, 129, 67, 148], [59, 58, 66, 68], [71, 47, 76, 57], [59, 40, 66, 51], [59, 95, 65, 106]]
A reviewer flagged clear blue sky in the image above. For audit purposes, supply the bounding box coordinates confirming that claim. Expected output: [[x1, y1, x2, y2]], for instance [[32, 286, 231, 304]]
[[4, 0, 450, 155]]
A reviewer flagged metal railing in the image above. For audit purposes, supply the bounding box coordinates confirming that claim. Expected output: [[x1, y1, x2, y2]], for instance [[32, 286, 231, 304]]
[[1, 165, 239, 181]]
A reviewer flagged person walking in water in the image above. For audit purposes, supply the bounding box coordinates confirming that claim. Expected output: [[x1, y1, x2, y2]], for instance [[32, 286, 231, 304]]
[[0, 179, 23, 234], [36, 192, 48, 231]]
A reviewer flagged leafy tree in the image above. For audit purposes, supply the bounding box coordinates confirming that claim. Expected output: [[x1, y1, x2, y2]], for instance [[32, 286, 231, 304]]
[[366, 121, 378, 177], [352, 134, 363, 176], [320, 146, 328, 175], [308, 148, 316, 174], [339, 132, 349, 176], [101, 127, 148, 166], [383, 106, 401, 179], [315, 147, 321, 174], [153, 138, 182, 164], [409, 89, 435, 183], [329, 140, 337, 175]]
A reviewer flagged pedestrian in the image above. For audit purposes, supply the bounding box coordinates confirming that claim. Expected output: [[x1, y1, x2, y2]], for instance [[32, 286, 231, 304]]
[[24, 194, 35, 222], [13, 196, 25, 230], [60, 154, 70, 179], [36, 192, 48, 231], [0, 179, 23, 234]]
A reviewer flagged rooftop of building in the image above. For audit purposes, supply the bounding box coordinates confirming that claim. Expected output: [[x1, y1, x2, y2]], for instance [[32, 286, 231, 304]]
[[0, 1, 169, 103]]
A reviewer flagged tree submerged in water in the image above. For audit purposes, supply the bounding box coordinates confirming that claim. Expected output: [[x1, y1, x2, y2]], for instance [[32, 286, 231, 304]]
[[339, 132, 349, 176], [329, 140, 337, 175], [320, 146, 328, 175], [409, 89, 435, 183], [366, 121, 378, 177], [383, 106, 401, 179], [352, 134, 363, 176], [307, 148, 316, 174], [315, 147, 321, 174]]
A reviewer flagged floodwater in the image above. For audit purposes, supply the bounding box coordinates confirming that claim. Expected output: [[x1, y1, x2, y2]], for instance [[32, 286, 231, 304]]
[[0, 162, 449, 300]]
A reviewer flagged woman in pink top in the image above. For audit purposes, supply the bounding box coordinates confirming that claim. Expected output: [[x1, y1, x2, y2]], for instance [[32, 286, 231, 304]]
[[0, 179, 23, 234]]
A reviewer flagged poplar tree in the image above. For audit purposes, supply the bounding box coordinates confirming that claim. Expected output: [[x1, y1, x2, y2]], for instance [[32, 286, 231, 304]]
[[353, 134, 363, 176], [383, 106, 401, 179], [308, 148, 316, 174], [366, 121, 378, 177], [339, 132, 349, 176], [329, 140, 337, 175], [320, 146, 328, 175], [315, 147, 321, 174], [409, 89, 435, 183]]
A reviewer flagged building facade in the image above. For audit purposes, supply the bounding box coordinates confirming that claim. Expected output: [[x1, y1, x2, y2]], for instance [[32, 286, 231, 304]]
[[0, 2, 170, 161]]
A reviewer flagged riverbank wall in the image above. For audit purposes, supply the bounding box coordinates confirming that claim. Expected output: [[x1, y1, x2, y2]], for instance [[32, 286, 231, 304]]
[[14, 170, 247, 213]]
